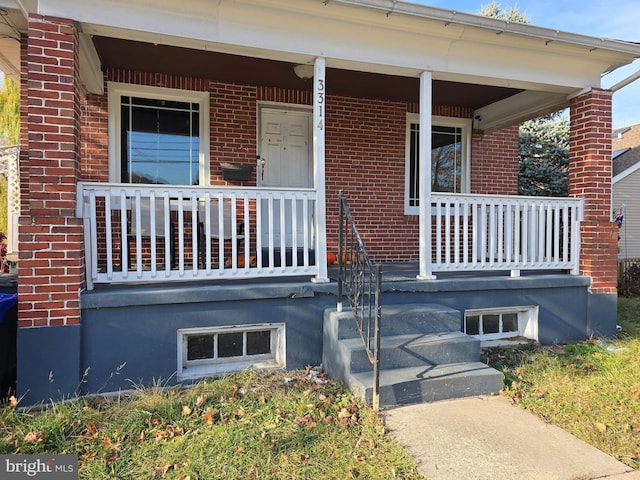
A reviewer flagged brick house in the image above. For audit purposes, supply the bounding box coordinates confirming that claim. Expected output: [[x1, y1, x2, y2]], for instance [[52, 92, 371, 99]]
[[1, 0, 639, 405]]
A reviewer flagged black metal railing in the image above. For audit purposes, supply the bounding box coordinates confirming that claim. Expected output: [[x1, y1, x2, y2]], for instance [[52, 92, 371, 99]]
[[337, 190, 382, 411]]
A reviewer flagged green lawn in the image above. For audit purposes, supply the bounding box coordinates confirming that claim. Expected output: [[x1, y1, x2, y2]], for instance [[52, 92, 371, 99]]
[[3, 297, 640, 477], [483, 296, 640, 470], [1, 369, 422, 479]]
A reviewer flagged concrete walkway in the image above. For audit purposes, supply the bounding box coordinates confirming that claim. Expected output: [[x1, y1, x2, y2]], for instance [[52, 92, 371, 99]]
[[384, 395, 640, 480]]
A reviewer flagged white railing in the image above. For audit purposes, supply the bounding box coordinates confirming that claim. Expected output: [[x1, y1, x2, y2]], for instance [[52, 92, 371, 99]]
[[430, 193, 583, 275], [77, 182, 318, 289]]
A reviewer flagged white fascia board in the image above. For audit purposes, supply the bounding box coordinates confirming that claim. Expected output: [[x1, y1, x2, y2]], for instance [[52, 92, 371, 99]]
[[613, 161, 640, 184], [474, 91, 569, 133], [332, 0, 640, 57], [38, 0, 639, 93]]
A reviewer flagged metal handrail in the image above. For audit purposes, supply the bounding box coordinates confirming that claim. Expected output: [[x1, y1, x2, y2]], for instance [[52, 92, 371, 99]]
[[337, 190, 382, 411]]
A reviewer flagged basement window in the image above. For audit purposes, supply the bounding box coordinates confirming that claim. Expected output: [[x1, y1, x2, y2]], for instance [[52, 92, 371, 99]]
[[464, 306, 538, 341], [177, 323, 286, 380]]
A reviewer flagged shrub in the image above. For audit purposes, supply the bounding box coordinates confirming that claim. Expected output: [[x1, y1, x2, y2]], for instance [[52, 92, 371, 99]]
[[0, 232, 6, 273], [619, 263, 640, 297]]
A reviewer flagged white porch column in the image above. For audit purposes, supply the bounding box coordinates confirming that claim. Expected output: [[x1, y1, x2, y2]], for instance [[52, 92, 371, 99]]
[[312, 57, 329, 283], [418, 71, 436, 280]]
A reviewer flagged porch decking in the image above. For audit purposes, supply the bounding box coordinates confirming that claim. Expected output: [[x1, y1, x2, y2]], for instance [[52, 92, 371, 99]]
[[80, 262, 584, 308]]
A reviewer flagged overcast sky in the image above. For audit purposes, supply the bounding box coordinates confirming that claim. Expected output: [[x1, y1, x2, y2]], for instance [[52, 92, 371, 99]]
[[416, 0, 640, 128]]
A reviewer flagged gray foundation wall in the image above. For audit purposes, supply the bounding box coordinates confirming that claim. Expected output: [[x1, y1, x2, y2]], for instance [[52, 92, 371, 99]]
[[16, 274, 617, 404]]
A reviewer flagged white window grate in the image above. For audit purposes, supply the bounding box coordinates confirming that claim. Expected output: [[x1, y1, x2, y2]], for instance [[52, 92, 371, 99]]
[[177, 323, 286, 380], [464, 306, 538, 341]]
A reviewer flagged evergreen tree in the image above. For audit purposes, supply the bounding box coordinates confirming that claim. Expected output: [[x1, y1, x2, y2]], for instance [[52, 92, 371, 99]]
[[518, 114, 569, 196], [480, 2, 569, 197]]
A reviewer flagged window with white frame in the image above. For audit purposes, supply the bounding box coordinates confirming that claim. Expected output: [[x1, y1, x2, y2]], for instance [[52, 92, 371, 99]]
[[177, 323, 286, 379], [108, 82, 210, 185], [405, 115, 471, 214], [464, 306, 538, 341]]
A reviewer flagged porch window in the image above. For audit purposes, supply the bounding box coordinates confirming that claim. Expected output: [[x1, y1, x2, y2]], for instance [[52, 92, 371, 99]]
[[177, 323, 286, 379], [404, 115, 471, 214], [108, 83, 210, 185]]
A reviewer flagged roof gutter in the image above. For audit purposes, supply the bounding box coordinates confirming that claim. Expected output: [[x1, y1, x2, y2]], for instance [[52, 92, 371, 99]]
[[610, 69, 640, 93], [328, 0, 640, 57]]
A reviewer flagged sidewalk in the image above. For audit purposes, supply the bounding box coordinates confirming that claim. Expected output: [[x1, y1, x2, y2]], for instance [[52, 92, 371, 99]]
[[384, 395, 640, 480]]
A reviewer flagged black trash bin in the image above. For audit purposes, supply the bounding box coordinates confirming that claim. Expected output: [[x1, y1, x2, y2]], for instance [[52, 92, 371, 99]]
[[0, 292, 18, 397]]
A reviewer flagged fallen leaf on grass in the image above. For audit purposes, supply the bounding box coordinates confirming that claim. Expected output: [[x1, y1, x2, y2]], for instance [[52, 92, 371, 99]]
[[632, 389, 640, 399], [182, 405, 192, 416], [85, 422, 98, 439], [203, 407, 218, 424], [154, 426, 184, 440], [296, 415, 317, 428], [24, 431, 43, 443], [156, 464, 174, 477], [594, 422, 607, 432], [102, 436, 120, 451]]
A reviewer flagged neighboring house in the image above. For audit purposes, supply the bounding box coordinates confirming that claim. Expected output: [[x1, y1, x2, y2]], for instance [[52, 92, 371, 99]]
[[0, 0, 638, 405], [612, 124, 640, 259]]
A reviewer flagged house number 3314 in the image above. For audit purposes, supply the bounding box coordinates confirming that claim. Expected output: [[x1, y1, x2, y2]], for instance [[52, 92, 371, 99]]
[[316, 78, 325, 131]]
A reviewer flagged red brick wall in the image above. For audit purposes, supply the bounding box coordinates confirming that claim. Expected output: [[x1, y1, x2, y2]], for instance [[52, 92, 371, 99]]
[[79, 71, 519, 263], [325, 96, 412, 260], [80, 93, 108, 182], [569, 89, 616, 293], [471, 126, 519, 195], [210, 82, 257, 185], [18, 15, 84, 328]]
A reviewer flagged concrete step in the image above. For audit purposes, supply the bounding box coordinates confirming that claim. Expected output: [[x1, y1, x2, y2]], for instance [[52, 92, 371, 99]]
[[339, 332, 480, 373], [324, 303, 461, 341], [348, 363, 504, 408]]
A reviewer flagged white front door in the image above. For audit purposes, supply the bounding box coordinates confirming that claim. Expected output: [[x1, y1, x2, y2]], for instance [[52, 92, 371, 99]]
[[259, 107, 313, 248]]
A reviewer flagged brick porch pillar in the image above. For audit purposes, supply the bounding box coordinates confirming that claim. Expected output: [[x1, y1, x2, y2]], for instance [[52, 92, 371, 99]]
[[17, 15, 84, 404], [569, 88, 617, 337]]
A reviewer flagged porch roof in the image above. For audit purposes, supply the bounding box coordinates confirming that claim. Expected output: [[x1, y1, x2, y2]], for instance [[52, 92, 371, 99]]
[[2, 0, 640, 130]]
